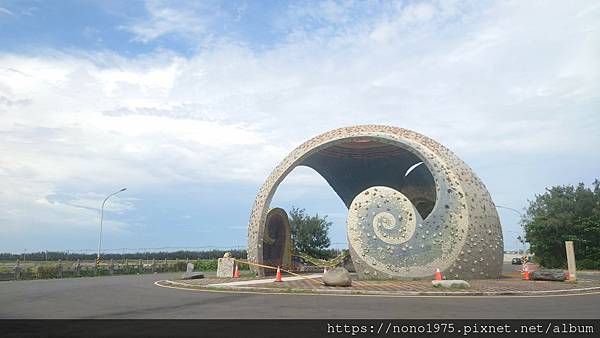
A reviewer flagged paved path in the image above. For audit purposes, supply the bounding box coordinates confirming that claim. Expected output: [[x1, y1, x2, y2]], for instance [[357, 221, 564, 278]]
[[206, 274, 322, 286], [169, 276, 600, 296], [1, 273, 599, 319], [176, 263, 600, 296]]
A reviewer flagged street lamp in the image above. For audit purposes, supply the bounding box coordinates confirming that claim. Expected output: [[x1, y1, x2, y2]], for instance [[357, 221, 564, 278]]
[[495, 205, 526, 253], [97, 188, 127, 265], [495, 205, 523, 217]]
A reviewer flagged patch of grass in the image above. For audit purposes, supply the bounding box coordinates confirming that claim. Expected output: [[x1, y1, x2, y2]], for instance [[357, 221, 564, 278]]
[[238, 271, 257, 278], [34, 265, 60, 279]]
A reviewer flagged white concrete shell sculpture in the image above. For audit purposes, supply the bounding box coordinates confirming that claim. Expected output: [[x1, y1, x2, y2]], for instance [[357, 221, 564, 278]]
[[247, 125, 503, 279]]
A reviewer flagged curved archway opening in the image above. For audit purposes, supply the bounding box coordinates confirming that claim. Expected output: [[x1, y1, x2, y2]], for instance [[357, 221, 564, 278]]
[[270, 166, 348, 249], [298, 138, 436, 219], [268, 138, 438, 255]]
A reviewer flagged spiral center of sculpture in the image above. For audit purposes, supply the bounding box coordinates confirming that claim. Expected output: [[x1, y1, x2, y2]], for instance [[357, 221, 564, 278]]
[[348, 186, 421, 270], [371, 205, 416, 245], [374, 212, 396, 229]]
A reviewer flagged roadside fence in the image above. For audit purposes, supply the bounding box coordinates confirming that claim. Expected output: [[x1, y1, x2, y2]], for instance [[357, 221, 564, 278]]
[[0, 258, 211, 281]]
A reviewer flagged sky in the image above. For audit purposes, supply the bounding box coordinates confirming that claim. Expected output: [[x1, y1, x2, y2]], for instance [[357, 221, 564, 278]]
[[0, 0, 598, 254]]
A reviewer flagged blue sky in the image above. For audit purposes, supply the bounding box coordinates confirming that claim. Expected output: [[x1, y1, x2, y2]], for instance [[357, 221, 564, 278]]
[[1, 1, 599, 253]]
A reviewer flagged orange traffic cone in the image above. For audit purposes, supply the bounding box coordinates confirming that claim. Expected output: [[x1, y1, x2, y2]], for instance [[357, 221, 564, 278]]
[[523, 267, 529, 280], [233, 264, 240, 278], [274, 266, 282, 282], [434, 268, 442, 281]]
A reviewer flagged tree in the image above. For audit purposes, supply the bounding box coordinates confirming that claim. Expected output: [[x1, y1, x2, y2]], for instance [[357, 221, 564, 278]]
[[288, 207, 332, 259], [522, 179, 600, 269]]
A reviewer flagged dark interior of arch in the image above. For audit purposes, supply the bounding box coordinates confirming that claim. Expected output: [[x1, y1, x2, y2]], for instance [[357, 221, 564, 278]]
[[299, 139, 436, 219], [263, 213, 286, 269]]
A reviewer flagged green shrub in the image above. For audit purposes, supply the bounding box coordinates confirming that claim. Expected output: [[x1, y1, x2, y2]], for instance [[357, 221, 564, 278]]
[[191, 259, 249, 271], [577, 259, 600, 270], [195, 259, 218, 271], [523, 181, 600, 268]]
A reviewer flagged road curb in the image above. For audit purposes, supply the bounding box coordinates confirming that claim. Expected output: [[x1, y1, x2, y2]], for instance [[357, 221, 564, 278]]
[[157, 280, 600, 297]]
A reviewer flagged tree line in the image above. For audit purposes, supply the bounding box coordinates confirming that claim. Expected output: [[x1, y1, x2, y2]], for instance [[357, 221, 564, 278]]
[[0, 246, 344, 262], [0, 249, 248, 261]]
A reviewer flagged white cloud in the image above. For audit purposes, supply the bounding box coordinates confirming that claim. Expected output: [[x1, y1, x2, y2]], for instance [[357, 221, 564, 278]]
[[0, 1, 599, 250], [0, 7, 14, 16], [120, 1, 216, 43], [369, 0, 465, 43]]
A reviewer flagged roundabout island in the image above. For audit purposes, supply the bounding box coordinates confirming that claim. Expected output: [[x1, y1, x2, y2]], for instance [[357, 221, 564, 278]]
[[157, 126, 597, 299], [156, 269, 600, 297]]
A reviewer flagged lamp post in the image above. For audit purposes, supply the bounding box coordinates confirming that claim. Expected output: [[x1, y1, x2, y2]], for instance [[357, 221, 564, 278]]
[[495, 205, 526, 253], [495, 205, 523, 218], [97, 188, 127, 266]]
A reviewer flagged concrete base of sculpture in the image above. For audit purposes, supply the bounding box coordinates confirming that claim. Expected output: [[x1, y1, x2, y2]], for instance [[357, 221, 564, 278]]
[[432, 280, 470, 288], [181, 272, 205, 280], [217, 258, 235, 278]]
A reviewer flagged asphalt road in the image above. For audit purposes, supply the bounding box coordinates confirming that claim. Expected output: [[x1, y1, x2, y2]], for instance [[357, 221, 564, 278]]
[[1, 271, 599, 319]]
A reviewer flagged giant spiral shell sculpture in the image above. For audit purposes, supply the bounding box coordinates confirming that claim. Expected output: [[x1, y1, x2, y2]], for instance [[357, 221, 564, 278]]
[[247, 125, 503, 279]]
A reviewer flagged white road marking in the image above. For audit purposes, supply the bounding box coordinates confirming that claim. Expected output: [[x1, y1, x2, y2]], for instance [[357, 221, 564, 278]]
[[154, 280, 600, 298]]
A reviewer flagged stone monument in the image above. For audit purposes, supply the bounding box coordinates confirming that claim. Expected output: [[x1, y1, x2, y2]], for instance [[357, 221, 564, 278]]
[[217, 254, 235, 278], [181, 262, 204, 280], [247, 125, 503, 279]]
